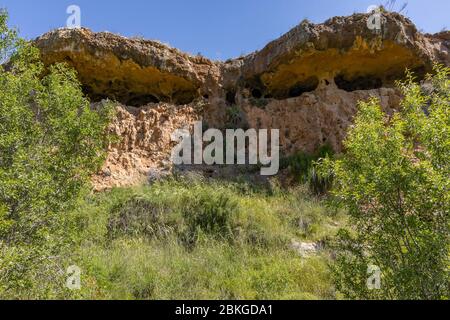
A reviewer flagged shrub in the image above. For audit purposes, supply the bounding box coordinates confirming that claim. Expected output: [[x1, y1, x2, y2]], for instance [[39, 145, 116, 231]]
[[281, 145, 334, 194], [182, 191, 238, 244], [225, 105, 247, 129], [107, 196, 173, 240], [105, 181, 240, 247], [249, 97, 269, 109], [0, 10, 113, 298], [320, 65, 450, 300]]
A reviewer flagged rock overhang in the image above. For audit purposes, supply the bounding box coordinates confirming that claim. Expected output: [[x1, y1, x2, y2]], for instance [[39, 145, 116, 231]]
[[35, 27, 219, 106], [239, 13, 447, 99], [31, 11, 450, 190], [34, 12, 449, 105]]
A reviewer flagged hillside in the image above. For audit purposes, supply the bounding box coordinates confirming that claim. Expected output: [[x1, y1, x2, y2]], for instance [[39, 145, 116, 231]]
[[1, 8, 448, 301]]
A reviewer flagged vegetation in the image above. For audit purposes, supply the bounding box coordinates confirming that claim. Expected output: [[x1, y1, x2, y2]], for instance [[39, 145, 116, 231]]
[[320, 65, 450, 299], [0, 10, 114, 298], [225, 104, 247, 129], [0, 9, 448, 301], [69, 178, 343, 299], [281, 145, 334, 195], [249, 97, 269, 109]]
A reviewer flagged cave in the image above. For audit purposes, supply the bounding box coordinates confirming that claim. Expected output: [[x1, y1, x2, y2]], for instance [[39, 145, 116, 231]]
[[82, 84, 109, 102], [172, 90, 197, 105], [243, 76, 267, 100], [251, 88, 263, 99], [266, 76, 320, 100], [287, 76, 319, 98], [334, 74, 383, 92], [277, 77, 319, 99], [125, 94, 160, 107], [81, 82, 199, 106], [226, 89, 236, 105]]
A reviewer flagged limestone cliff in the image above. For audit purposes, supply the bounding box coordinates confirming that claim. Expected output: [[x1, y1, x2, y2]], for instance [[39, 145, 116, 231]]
[[35, 12, 450, 189]]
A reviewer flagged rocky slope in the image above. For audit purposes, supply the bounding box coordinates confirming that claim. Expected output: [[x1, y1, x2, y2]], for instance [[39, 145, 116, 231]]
[[35, 12, 450, 189]]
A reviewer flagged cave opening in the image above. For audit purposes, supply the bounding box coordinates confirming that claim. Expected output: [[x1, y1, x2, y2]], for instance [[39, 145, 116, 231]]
[[334, 74, 383, 92], [251, 88, 263, 99], [172, 91, 196, 105], [82, 83, 200, 106], [82, 85, 109, 102], [125, 94, 160, 107], [226, 89, 236, 105], [243, 76, 268, 100], [287, 76, 319, 98]]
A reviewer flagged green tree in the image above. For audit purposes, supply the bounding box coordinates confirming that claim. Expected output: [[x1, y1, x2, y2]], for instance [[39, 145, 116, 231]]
[[320, 65, 449, 300], [0, 10, 114, 298]]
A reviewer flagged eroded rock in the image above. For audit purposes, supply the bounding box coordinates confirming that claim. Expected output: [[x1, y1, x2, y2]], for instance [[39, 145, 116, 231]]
[[91, 103, 201, 190], [34, 12, 450, 190], [36, 28, 221, 105]]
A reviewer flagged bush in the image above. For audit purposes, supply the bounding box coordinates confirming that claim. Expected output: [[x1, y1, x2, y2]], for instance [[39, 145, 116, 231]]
[[0, 10, 113, 298], [182, 191, 238, 244], [106, 181, 240, 247], [108, 196, 173, 240], [225, 105, 248, 129], [281, 145, 334, 194], [320, 65, 450, 300]]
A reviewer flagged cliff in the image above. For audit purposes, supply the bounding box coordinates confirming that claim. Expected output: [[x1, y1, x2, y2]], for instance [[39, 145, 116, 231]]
[[35, 12, 450, 189]]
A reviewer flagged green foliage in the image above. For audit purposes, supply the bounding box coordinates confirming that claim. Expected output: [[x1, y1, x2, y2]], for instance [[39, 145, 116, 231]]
[[107, 196, 173, 240], [320, 65, 450, 300], [0, 11, 114, 298], [107, 188, 238, 246], [281, 145, 334, 194], [69, 178, 343, 299], [225, 105, 246, 129], [78, 239, 333, 300], [249, 97, 269, 109], [182, 191, 238, 245]]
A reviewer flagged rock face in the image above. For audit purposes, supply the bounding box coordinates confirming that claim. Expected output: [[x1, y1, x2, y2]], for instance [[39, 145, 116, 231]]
[[35, 12, 449, 189], [91, 103, 201, 190], [36, 28, 219, 106]]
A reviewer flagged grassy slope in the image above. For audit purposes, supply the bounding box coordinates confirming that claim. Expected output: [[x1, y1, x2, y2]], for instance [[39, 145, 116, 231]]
[[68, 177, 345, 300]]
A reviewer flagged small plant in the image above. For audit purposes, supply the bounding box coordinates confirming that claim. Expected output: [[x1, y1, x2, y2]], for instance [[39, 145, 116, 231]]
[[225, 105, 245, 129], [249, 97, 269, 109], [131, 34, 146, 41], [182, 191, 238, 245], [380, 0, 408, 14], [281, 145, 334, 194], [108, 196, 173, 239]]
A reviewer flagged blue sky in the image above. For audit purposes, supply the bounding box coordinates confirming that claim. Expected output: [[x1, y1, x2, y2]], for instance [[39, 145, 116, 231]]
[[1, 0, 449, 60]]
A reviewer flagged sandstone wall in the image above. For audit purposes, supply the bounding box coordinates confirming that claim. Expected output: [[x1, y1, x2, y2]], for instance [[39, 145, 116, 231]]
[[35, 12, 450, 189]]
